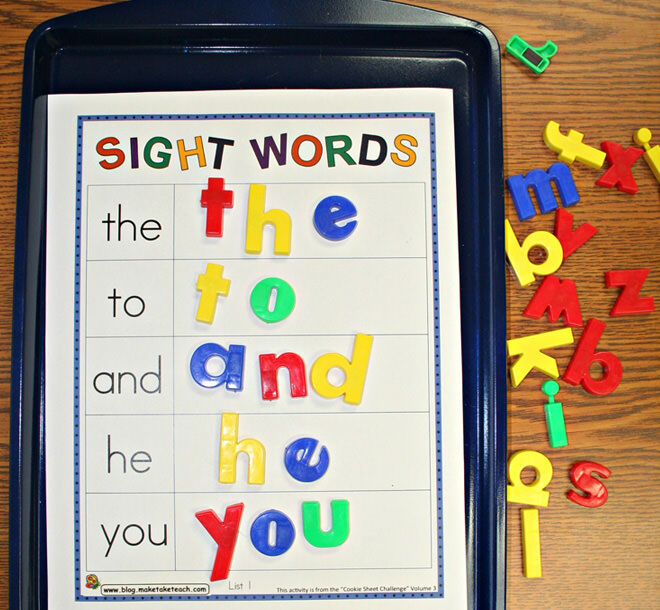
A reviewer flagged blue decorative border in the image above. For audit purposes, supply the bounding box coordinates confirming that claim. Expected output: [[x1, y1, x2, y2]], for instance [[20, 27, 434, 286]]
[[73, 112, 442, 602]]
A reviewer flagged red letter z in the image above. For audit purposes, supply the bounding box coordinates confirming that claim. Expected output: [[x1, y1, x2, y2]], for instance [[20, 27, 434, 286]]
[[605, 269, 654, 316]]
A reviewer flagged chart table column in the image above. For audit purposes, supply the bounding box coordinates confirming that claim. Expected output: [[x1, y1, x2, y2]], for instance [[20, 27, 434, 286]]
[[81, 184, 175, 574]]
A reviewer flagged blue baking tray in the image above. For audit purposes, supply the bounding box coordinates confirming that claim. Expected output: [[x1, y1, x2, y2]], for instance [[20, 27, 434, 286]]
[[11, 1, 505, 608]]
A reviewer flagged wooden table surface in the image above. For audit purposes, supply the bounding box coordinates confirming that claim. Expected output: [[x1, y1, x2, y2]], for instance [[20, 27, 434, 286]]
[[0, 1, 658, 608]]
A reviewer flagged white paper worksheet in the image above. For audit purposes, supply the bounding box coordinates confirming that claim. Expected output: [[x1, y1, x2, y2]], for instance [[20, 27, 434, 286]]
[[45, 88, 467, 609]]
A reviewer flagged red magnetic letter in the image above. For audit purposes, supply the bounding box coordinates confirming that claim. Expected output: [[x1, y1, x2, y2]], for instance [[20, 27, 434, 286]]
[[567, 461, 611, 508], [201, 177, 234, 237], [605, 269, 655, 316], [96, 137, 125, 170], [259, 352, 307, 400], [595, 141, 644, 194], [523, 275, 583, 327], [195, 503, 243, 581], [554, 208, 598, 259], [562, 318, 622, 395]]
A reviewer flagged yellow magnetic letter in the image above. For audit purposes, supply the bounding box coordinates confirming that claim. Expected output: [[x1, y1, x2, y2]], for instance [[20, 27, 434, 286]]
[[507, 327, 574, 387], [196, 263, 231, 324], [505, 219, 563, 287], [507, 449, 553, 507], [245, 184, 291, 255], [310, 334, 373, 405], [219, 412, 265, 485], [542, 120, 606, 169], [634, 127, 660, 184], [521, 508, 542, 578]]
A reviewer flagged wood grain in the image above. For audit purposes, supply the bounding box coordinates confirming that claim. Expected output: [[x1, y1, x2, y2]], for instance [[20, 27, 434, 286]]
[[0, 1, 658, 608]]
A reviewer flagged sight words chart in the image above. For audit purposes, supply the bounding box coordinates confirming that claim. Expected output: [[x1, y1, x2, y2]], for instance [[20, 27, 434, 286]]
[[45, 88, 467, 608]]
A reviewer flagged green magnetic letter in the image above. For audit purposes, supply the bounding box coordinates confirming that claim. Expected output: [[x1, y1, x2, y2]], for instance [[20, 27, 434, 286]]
[[302, 500, 349, 548], [250, 277, 295, 323]]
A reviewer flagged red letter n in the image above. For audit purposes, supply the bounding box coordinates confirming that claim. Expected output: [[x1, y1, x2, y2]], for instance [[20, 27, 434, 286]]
[[259, 352, 308, 400]]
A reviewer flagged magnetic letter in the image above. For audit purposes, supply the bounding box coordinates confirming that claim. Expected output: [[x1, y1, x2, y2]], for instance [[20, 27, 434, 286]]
[[250, 510, 295, 556], [506, 162, 579, 221], [284, 438, 330, 482], [554, 208, 598, 260], [250, 277, 295, 323], [605, 269, 654, 316], [245, 184, 292, 255], [563, 318, 622, 395], [506, 327, 574, 387], [200, 177, 233, 237], [313, 195, 358, 241], [595, 141, 643, 194], [633, 127, 660, 184], [507, 449, 553, 507], [219, 413, 265, 484], [302, 500, 349, 548], [195, 504, 243, 581], [259, 352, 307, 400], [542, 120, 606, 168], [196, 263, 231, 324], [541, 380, 567, 449], [505, 219, 563, 287], [190, 343, 245, 391], [523, 275, 583, 327], [567, 461, 611, 508], [521, 508, 542, 578], [310, 334, 373, 405]]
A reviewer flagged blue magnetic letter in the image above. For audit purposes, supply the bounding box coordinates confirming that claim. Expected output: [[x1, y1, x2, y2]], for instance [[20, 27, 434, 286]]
[[313, 195, 357, 241], [250, 510, 295, 556], [190, 343, 245, 391], [506, 162, 579, 221], [284, 437, 330, 482]]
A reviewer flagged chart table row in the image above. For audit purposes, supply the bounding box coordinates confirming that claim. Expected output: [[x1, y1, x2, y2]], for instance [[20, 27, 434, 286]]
[[85, 182, 426, 260]]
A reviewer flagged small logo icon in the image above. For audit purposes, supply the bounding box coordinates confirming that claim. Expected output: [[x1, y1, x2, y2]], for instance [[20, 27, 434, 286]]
[[86, 574, 101, 590]]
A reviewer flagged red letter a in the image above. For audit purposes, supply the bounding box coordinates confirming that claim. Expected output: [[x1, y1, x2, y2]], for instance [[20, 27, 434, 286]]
[[195, 503, 244, 581]]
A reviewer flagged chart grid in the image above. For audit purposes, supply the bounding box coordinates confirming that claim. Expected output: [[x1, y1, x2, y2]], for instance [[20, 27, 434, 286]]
[[73, 112, 445, 602]]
